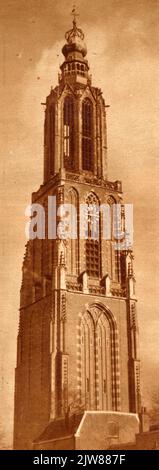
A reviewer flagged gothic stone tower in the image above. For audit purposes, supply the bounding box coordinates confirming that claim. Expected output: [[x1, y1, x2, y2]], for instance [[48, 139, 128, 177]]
[[14, 15, 141, 449]]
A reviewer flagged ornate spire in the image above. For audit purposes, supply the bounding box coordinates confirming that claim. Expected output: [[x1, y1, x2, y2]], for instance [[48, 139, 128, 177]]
[[62, 6, 87, 58], [65, 5, 84, 42]]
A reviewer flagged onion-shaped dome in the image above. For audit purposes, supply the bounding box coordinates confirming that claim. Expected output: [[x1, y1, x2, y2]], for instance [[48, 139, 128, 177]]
[[62, 19, 87, 58]]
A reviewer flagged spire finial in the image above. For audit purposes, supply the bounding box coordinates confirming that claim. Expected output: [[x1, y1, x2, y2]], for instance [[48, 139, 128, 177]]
[[63, 6, 86, 57], [71, 4, 79, 27]]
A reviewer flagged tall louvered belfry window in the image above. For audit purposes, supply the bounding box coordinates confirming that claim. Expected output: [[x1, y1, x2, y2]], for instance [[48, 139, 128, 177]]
[[64, 96, 74, 169], [85, 193, 100, 278], [49, 104, 55, 174], [82, 98, 93, 171], [107, 197, 121, 282]]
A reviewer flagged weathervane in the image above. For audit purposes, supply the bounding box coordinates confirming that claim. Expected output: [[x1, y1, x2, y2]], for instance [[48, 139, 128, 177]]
[[71, 4, 79, 26], [65, 4, 84, 42]]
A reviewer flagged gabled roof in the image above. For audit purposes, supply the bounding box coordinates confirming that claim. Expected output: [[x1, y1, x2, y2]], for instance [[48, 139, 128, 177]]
[[77, 83, 97, 102], [59, 82, 77, 99]]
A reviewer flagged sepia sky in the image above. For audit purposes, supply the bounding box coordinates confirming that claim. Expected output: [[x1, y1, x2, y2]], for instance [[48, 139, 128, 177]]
[[0, 0, 159, 446]]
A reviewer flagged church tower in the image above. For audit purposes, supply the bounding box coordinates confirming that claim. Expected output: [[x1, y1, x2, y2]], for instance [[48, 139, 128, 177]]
[[14, 12, 141, 450]]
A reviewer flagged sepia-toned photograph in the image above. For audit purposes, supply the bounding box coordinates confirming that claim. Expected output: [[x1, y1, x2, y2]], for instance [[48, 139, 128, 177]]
[[0, 0, 159, 456]]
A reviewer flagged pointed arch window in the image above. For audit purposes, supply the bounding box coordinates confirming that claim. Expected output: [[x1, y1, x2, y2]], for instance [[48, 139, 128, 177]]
[[85, 193, 100, 278], [82, 99, 93, 171], [64, 96, 74, 169], [67, 188, 79, 275], [78, 305, 121, 411], [49, 104, 55, 175], [107, 197, 121, 282]]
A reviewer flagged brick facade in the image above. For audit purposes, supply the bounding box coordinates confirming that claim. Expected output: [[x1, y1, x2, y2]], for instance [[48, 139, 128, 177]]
[[14, 15, 141, 450]]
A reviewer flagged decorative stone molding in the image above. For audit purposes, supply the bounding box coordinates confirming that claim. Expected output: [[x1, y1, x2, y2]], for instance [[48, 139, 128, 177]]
[[57, 185, 64, 205], [61, 293, 67, 322], [111, 287, 126, 298], [66, 281, 82, 292], [89, 285, 105, 295], [65, 172, 122, 192]]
